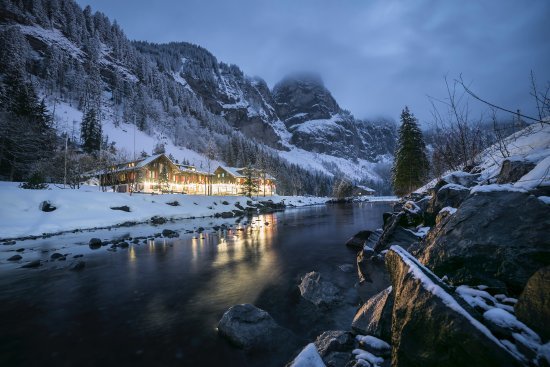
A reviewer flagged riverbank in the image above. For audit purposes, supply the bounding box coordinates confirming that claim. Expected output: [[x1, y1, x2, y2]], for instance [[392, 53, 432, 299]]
[[0, 182, 333, 240]]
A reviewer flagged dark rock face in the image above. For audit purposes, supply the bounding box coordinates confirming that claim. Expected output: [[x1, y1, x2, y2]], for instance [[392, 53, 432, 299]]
[[345, 230, 372, 250], [314, 330, 355, 367], [373, 212, 419, 253], [497, 159, 536, 184], [89, 238, 102, 250], [356, 251, 391, 301], [39, 200, 56, 212], [298, 271, 342, 307], [515, 266, 550, 340], [150, 216, 167, 225], [419, 190, 550, 294], [352, 286, 393, 341], [217, 304, 294, 351], [387, 246, 523, 367]]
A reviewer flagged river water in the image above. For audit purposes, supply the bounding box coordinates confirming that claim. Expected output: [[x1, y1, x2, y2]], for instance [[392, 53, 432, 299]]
[[0, 202, 392, 367]]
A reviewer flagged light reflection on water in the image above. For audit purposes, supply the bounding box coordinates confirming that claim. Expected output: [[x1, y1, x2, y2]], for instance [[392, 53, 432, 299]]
[[0, 203, 393, 367]]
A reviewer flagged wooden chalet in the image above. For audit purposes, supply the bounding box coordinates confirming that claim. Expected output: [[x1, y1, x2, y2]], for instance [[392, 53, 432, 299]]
[[97, 154, 276, 196], [99, 154, 212, 194], [212, 166, 276, 196]]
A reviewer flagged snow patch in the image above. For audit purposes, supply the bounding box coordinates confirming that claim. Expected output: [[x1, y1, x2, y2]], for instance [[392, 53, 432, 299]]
[[290, 343, 326, 367]]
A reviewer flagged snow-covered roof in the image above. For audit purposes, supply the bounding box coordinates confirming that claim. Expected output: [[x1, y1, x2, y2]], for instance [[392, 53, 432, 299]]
[[218, 166, 245, 178], [356, 185, 375, 192]]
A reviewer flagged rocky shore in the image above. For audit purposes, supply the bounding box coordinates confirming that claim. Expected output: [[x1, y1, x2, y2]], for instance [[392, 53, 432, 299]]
[[217, 127, 550, 366]]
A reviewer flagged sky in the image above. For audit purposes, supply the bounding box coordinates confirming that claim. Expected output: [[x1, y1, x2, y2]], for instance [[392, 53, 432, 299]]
[[75, 0, 550, 124]]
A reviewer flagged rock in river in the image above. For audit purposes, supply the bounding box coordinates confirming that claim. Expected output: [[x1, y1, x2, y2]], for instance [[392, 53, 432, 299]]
[[217, 303, 294, 351], [299, 271, 342, 307], [89, 238, 102, 249]]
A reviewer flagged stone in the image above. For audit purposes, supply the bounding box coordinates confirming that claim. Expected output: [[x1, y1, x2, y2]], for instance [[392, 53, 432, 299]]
[[217, 304, 294, 351], [351, 286, 393, 341], [419, 190, 550, 295], [425, 184, 470, 225], [8, 254, 22, 261], [118, 241, 129, 248], [374, 212, 420, 253], [387, 246, 523, 367], [515, 266, 550, 340], [344, 230, 372, 250], [21, 260, 41, 268], [89, 238, 102, 249], [314, 330, 355, 367], [39, 200, 56, 212], [356, 251, 391, 302], [110, 205, 131, 212], [50, 252, 64, 259], [150, 216, 167, 225], [161, 229, 179, 238], [497, 159, 536, 184], [70, 260, 85, 271], [299, 271, 342, 307]]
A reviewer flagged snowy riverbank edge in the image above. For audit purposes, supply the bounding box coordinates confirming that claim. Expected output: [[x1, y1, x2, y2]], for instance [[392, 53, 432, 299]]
[[0, 182, 395, 240]]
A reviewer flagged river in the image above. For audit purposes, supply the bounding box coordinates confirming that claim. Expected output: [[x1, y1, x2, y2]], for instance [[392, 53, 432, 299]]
[[0, 202, 392, 367]]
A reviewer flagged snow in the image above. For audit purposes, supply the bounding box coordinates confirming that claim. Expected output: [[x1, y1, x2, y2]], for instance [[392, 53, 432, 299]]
[[483, 308, 541, 344], [0, 182, 327, 240], [439, 183, 467, 191], [439, 207, 457, 215], [538, 196, 550, 204], [514, 155, 550, 189], [18, 24, 84, 60], [355, 335, 390, 351], [470, 184, 528, 194], [406, 226, 430, 238], [352, 349, 384, 366], [289, 343, 326, 367], [389, 246, 521, 360]]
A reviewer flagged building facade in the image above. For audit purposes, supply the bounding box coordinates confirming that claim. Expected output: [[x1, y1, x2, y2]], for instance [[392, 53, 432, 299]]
[[98, 154, 276, 196]]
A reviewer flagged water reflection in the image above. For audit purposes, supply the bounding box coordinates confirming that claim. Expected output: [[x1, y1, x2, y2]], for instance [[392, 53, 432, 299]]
[[0, 203, 393, 367]]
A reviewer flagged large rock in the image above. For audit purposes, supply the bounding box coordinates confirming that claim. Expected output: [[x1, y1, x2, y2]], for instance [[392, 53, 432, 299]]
[[39, 200, 56, 212], [442, 171, 481, 188], [345, 230, 372, 250], [314, 330, 355, 367], [515, 266, 550, 341], [387, 246, 523, 367], [497, 159, 536, 184], [425, 184, 469, 224], [351, 286, 393, 341], [373, 212, 420, 253], [299, 272, 342, 307], [217, 304, 293, 351], [356, 251, 391, 302], [419, 189, 550, 294]]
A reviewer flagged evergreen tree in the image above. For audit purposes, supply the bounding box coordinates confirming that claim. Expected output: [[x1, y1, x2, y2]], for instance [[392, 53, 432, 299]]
[[391, 106, 429, 196], [80, 108, 101, 153], [240, 165, 259, 198]]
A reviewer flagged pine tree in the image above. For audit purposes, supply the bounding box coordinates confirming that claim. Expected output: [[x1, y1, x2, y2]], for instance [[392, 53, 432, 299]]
[[80, 108, 101, 153], [240, 165, 259, 198], [391, 106, 429, 196]]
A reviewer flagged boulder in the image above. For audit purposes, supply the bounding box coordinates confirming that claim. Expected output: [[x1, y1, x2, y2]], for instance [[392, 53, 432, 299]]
[[442, 171, 480, 188], [299, 271, 342, 307], [356, 251, 391, 302], [497, 159, 536, 184], [217, 304, 293, 351], [387, 246, 523, 367], [419, 190, 550, 295], [39, 200, 56, 212], [7, 254, 22, 261], [425, 184, 469, 224], [70, 260, 85, 271], [344, 230, 372, 250], [351, 286, 393, 341], [89, 238, 102, 249], [50, 252, 64, 260], [314, 330, 355, 367], [515, 266, 550, 340], [373, 212, 420, 253], [21, 260, 41, 268], [298, 271, 342, 307]]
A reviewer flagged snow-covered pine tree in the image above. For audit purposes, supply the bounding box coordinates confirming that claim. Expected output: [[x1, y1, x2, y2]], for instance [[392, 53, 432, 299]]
[[391, 106, 429, 196], [80, 108, 101, 153], [240, 165, 259, 198]]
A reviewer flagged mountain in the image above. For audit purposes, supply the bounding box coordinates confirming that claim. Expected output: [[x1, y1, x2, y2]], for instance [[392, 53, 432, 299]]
[[0, 0, 397, 194]]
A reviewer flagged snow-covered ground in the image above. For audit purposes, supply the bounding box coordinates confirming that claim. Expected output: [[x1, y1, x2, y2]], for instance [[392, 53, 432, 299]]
[[0, 182, 328, 240]]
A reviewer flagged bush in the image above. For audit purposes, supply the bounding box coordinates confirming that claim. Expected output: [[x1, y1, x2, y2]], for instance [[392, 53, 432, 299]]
[[19, 172, 48, 190]]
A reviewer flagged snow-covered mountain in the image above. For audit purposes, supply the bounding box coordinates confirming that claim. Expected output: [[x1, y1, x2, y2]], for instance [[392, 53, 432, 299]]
[[0, 0, 396, 193]]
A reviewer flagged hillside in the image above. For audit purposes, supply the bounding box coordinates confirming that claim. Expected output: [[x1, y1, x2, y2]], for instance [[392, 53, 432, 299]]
[[0, 0, 396, 194]]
